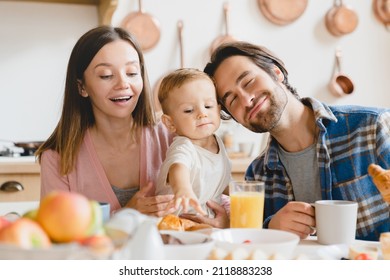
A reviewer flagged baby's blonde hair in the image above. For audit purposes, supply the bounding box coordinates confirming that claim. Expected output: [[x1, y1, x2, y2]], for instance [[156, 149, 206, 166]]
[[158, 68, 215, 114]]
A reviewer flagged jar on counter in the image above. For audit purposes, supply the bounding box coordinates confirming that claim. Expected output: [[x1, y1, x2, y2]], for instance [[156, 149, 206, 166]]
[[223, 131, 234, 152]]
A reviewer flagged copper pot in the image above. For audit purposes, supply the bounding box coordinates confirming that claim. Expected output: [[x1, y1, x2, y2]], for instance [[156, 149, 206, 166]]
[[325, 0, 359, 37], [373, 0, 390, 29], [257, 0, 308, 26], [121, 0, 161, 52], [328, 49, 354, 97]]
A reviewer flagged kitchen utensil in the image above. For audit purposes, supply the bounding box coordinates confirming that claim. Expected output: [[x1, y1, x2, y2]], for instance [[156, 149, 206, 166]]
[[257, 0, 308, 26], [153, 20, 184, 115], [373, 0, 390, 30], [121, 0, 161, 51], [328, 48, 354, 97], [209, 2, 237, 55], [14, 141, 43, 156], [325, 0, 359, 36]]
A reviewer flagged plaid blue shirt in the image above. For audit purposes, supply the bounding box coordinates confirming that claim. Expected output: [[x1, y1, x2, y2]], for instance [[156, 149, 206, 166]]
[[246, 98, 390, 241]]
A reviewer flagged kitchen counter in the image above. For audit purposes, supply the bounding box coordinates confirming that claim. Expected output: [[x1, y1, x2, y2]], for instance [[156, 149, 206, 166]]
[[0, 158, 41, 202], [0, 156, 253, 202]]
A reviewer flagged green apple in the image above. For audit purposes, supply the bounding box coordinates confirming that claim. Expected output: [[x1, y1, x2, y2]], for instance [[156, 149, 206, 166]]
[[23, 209, 38, 220], [86, 200, 104, 236]]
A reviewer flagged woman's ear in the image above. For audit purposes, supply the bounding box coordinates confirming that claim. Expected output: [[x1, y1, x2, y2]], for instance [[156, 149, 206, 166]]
[[273, 67, 285, 82], [161, 114, 176, 133], [77, 80, 88, 97]]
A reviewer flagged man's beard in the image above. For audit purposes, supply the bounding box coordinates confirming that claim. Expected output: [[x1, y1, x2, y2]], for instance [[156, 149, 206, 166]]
[[245, 85, 288, 133]]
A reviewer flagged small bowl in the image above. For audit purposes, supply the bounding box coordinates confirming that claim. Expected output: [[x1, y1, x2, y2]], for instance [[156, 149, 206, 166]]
[[160, 230, 215, 260], [211, 228, 299, 259]]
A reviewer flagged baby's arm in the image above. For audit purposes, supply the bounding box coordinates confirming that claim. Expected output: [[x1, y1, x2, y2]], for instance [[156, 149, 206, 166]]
[[167, 163, 206, 215]]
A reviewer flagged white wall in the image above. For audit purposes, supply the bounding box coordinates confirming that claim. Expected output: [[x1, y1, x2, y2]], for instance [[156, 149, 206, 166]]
[[1, 0, 389, 156]]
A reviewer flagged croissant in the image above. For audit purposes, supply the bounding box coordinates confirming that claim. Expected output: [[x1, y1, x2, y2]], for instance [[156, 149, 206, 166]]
[[367, 164, 390, 203], [157, 214, 212, 231]]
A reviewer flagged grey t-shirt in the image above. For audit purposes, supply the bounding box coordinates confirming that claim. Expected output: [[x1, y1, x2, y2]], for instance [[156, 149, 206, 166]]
[[112, 186, 139, 207], [278, 143, 322, 203]]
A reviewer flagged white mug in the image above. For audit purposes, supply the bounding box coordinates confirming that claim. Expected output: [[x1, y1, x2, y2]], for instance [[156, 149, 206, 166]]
[[314, 200, 358, 245]]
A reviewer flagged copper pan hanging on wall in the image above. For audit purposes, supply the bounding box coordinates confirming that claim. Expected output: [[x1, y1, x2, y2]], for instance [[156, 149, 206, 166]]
[[121, 0, 161, 52], [373, 0, 390, 30], [257, 0, 308, 26], [325, 0, 359, 37], [328, 48, 355, 97]]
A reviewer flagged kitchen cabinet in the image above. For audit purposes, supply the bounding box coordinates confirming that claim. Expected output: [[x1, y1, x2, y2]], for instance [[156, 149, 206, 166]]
[[230, 157, 252, 181], [2, 0, 118, 25], [0, 161, 41, 202]]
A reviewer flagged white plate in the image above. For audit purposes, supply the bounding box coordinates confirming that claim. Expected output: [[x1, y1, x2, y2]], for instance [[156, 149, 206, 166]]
[[160, 230, 215, 260], [318, 241, 382, 260]]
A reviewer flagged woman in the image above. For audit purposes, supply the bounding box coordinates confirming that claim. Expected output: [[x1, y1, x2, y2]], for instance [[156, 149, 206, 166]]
[[36, 26, 175, 216]]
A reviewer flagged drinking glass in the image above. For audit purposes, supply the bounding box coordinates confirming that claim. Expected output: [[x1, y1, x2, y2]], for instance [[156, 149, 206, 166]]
[[229, 181, 265, 228]]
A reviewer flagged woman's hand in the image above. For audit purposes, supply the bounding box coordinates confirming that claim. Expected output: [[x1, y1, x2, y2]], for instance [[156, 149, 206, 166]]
[[125, 182, 175, 217], [268, 201, 315, 239], [180, 200, 229, 229]]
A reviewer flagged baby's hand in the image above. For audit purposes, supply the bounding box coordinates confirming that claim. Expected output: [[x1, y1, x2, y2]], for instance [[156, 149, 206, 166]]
[[174, 191, 206, 216]]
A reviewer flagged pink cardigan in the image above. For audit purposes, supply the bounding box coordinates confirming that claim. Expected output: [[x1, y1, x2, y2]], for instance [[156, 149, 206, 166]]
[[40, 122, 173, 213]]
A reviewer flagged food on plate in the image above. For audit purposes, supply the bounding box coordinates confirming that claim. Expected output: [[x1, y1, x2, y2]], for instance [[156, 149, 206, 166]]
[[348, 244, 378, 260], [158, 214, 183, 231], [0, 218, 51, 249], [354, 253, 373, 260], [380, 232, 390, 260], [367, 164, 390, 203], [247, 249, 268, 260], [223, 247, 250, 260], [157, 214, 212, 232], [208, 247, 284, 260], [36, 191, 104, 243]]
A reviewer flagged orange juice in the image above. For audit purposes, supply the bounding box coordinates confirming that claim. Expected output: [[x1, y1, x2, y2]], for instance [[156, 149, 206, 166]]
[[230, 191, 264, 228]]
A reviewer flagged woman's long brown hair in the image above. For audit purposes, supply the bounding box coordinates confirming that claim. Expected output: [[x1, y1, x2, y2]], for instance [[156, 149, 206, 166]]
[[36, 26, 156, 175]]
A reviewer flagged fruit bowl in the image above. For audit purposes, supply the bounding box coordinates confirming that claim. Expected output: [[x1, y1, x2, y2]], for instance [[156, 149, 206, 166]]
[[211, 228, 299, 259], [0, 243, 95, 260], [160, 230, 215, 260]]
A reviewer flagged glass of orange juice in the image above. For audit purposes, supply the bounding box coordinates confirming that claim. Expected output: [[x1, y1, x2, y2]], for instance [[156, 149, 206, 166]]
[[229, 181, 265, 228]]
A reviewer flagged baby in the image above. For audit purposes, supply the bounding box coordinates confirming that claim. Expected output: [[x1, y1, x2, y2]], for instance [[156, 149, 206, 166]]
[[156, 68, 232, 217]]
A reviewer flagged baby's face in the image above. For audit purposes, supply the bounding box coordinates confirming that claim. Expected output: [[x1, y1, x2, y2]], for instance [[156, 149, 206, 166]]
[[165, 78, 221, 140]]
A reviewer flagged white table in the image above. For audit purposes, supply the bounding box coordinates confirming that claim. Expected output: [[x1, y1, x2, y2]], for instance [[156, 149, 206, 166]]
[[294, 236, 381, 260]]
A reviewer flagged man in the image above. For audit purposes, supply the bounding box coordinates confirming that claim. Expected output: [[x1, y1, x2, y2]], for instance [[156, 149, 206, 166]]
[[202, 41, 390, 241]]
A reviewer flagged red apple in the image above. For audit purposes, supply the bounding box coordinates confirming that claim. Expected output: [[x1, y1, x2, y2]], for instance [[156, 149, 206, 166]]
[[36, 191, 96, 243], [79, 234, 114, 257], [0, 216, 11, 231], [0, 218, 51, 249]]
